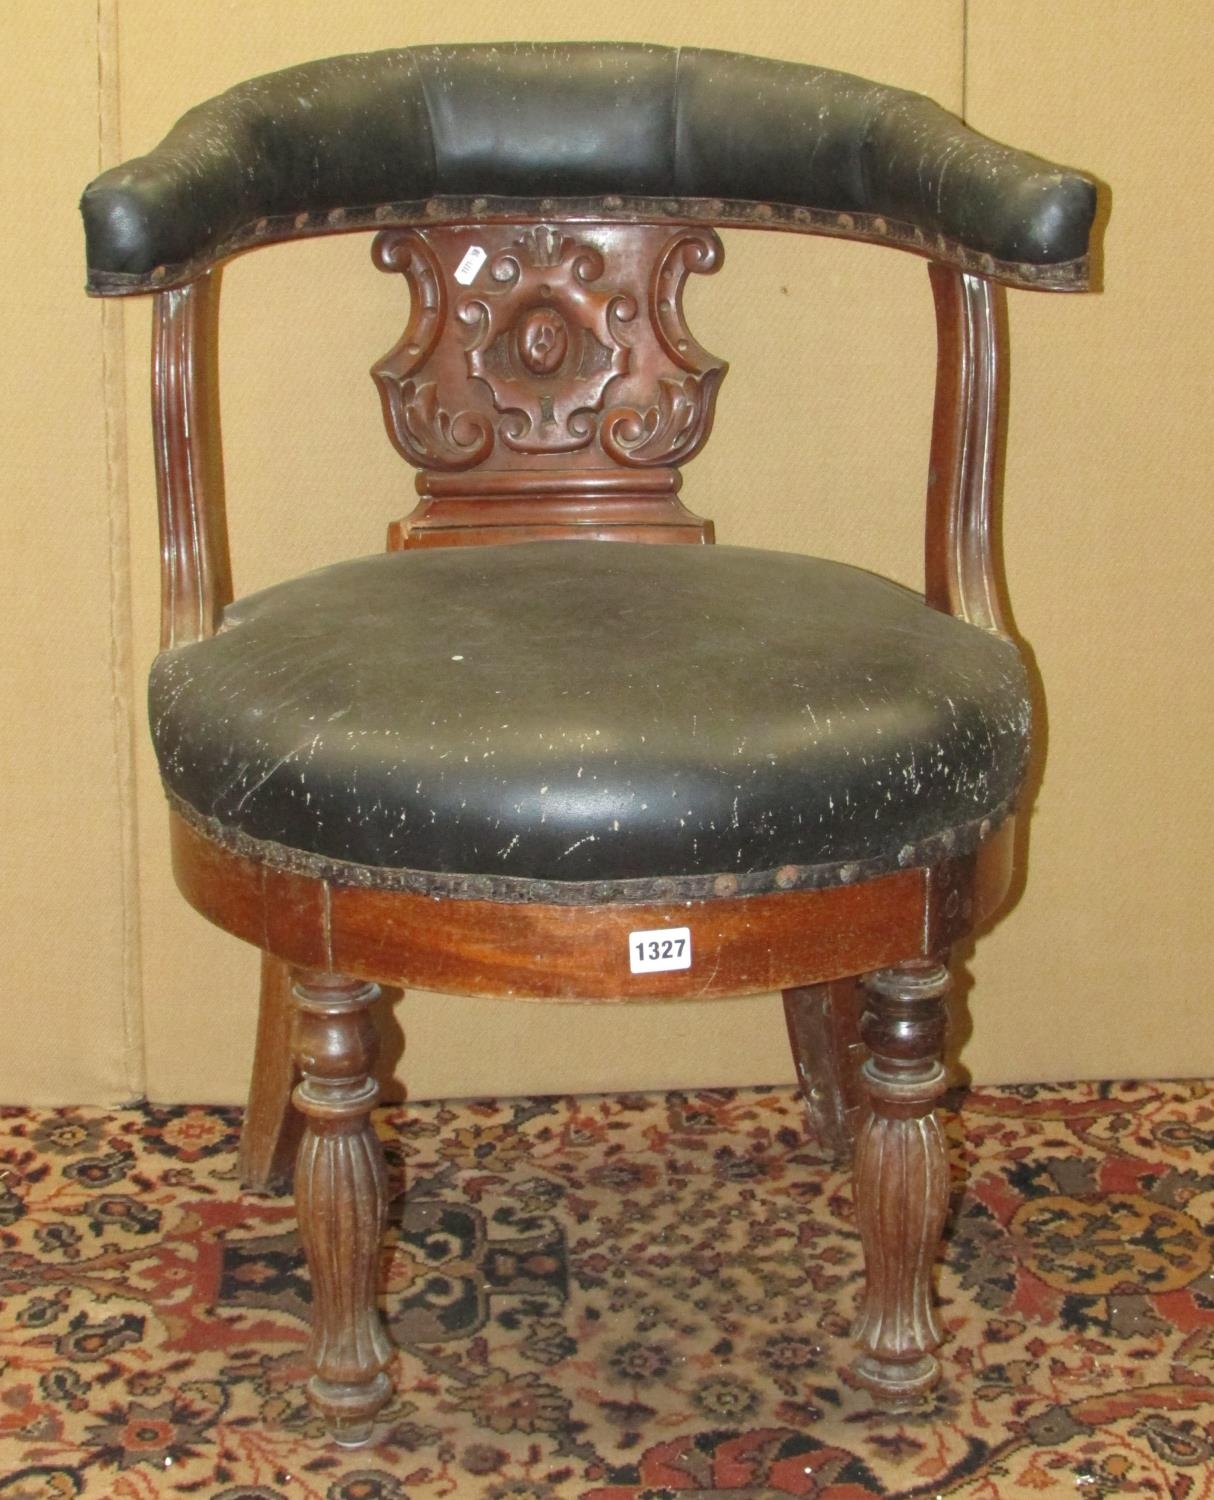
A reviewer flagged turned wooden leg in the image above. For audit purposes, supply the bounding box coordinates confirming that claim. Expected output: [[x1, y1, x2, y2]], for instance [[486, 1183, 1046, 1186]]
[[851, 958, 950, 1403], [782, 979, 869, 1162], [239, 954, 303, 1193], [292, 971, 394, 1444]]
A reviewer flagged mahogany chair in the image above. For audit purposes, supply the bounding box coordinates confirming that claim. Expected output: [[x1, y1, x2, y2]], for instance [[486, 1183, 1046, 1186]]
[[81, 44, 1097, 1445]]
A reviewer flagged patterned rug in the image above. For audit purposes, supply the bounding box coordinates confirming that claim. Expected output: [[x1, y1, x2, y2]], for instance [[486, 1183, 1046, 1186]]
[[2, 1082, 1213, 1498]]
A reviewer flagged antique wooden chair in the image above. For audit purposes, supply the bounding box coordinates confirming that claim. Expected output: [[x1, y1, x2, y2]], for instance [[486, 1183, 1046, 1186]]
[[81, 44, 1096, 1445]]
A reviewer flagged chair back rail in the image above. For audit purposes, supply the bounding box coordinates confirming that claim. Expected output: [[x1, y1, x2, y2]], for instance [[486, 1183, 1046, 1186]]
[[82, 45, 1096, 296]]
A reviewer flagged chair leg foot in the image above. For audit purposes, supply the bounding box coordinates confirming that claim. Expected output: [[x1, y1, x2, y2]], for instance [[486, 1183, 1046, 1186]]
[[307, 1372, 394, 1448], [850, 958, 950, 1403], [782, 979, 868, 1162], [292, 971, 394, 1443], [239, 953, 302, 1193]]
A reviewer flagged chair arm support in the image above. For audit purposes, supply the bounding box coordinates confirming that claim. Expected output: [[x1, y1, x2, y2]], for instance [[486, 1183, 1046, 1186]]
[[924, 265, 1009, 635], [152, 274, 232, 649]]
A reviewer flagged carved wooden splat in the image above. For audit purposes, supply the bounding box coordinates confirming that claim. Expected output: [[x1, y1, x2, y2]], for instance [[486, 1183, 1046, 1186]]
[[371, 221, 726, 547]]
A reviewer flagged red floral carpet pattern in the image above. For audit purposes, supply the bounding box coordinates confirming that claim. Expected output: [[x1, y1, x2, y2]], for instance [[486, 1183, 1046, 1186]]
[[2, 1082, 1213, 1498]]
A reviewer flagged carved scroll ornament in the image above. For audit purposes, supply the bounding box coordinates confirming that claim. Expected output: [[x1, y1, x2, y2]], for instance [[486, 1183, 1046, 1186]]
[[371, 222, 726, 476], [370, 233, 493, 470], [600, 230, 725, 466]]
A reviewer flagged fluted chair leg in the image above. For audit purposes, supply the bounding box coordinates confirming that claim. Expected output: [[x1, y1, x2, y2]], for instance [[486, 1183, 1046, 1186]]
[[291, 971, 394, 1445], [850, 958, 951, 1403]]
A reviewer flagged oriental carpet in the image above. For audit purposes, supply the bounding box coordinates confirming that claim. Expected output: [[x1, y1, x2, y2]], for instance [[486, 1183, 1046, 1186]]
[[1, 1081, 1212, 1498]]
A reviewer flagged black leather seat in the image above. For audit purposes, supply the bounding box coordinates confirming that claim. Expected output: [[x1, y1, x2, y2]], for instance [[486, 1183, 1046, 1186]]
[[151, 541, 1028, 896]]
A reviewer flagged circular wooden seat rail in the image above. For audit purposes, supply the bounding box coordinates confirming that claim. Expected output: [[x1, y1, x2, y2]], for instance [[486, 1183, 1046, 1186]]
[[171, 810, 1013, 1003]]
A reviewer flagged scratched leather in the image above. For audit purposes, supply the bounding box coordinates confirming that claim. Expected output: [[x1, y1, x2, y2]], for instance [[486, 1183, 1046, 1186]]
[[149, 542, 1030, 890], [81, 43, 1095, 285]]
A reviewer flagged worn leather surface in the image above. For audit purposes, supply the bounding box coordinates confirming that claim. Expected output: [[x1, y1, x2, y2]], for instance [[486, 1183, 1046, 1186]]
[[82, 43, 1096, 287], [150, 542, 1030, 894]]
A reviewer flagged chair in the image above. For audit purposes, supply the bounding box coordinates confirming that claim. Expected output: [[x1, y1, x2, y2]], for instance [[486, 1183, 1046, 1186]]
[[81, 43, 1097, 1446]]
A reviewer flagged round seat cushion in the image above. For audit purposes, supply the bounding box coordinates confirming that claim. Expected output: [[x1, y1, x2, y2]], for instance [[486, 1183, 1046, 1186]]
[[150, 541, 1030, 898]]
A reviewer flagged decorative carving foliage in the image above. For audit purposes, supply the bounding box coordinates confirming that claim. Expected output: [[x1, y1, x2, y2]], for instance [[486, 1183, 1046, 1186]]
[[372, 222, 725, 475], [389, 379, 493, 469], [371, 237, 492, 470], [601, 371, 722, 466], [601, 229, 726, 467]]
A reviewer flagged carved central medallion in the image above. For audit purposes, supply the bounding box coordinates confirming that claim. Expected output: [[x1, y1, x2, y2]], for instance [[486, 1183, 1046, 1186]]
[[516, 306, 568, 376]]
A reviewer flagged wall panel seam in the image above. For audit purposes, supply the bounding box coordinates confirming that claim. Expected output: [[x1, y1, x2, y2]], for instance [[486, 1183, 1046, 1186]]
[[961, 0, 969, 120], [97, 0, 147, 1103]]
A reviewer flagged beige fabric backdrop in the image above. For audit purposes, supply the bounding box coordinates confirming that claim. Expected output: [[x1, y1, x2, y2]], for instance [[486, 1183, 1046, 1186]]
[[3, 1, 1210, 1105]]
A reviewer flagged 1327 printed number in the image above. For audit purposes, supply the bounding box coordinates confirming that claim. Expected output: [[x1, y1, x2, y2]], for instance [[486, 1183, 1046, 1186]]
[[629, 926, 692, 974]]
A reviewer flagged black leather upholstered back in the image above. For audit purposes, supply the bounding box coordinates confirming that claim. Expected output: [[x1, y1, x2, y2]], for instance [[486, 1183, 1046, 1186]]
[[81, 43, 1097, 293]]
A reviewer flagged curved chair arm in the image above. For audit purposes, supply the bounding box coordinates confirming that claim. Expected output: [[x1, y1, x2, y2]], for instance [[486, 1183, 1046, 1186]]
[[81, 43, 1096, 295]]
